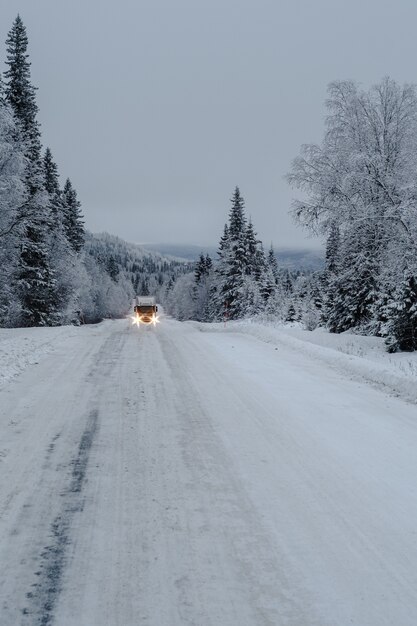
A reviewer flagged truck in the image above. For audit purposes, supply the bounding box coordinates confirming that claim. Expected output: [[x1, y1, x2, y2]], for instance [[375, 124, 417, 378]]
[[133, 296, 159, 326]]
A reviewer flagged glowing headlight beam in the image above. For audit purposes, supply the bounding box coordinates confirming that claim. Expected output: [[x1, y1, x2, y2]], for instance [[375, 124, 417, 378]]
[[130, 313, 160, 327]]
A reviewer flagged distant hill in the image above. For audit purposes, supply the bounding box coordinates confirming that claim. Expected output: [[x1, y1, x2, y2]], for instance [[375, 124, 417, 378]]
[[274, 248, 324, 271], [141, 243, 217, 262], [141, 243, 324, 271]]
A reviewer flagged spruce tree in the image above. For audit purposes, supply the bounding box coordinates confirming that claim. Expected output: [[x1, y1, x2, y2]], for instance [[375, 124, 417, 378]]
[[5, 15, 58, 326], [218, 189, 248, 319], [384, 271, 417, 352], [321, 222, 341, 325], [62, 178, 85, 252], [228, 187, 246, 240], [244, 219, 258, 275], [43, 147, 60, 197], [209, 224, 230, 321], [267, 245, 279, 284], [195, 253, 207, 283], [327, 224, 378, 333], [5, 15, 42, 164]]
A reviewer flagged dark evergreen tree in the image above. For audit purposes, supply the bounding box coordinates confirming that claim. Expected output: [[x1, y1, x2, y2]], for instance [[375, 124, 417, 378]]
[[5, 15, 41, 163], [43, 147, 59, 196], [228, 187, 246, 240], [325, 222, 340, 274], [267, 244, 279, 284], [5, 15, 58, 325], [62, 178, 85, 252], [195, 253, 207, 283], [286, 302, 296, 322], [43, 147, 65, 224], [140, 277, 149, 295], [384, 271, 417, 352], [244, 219, 258, 275], [106, 255, 120, 282], [282, 269, 293, 295], [217, 188, 248, 319], [327, 224, 378, 333]]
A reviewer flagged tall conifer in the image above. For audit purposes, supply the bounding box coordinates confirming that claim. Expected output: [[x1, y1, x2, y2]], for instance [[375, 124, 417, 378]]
[[5, 15, 58, 325], [62, 178, 85, 253]]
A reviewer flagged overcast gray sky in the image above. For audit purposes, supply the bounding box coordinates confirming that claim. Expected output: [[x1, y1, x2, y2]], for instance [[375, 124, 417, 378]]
[[0, 0, 416, 248]]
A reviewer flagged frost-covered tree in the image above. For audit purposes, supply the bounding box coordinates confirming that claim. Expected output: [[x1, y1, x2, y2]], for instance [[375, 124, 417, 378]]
[[288, 78, 417, 346], [214, 187, 248, 319], [62, 178, 84, 253], [384, 271, 417, 352], [267, 245, 279, 284], [5, 15, 59, 325], [43, 148, 82, 323], [0, 101, 26, 325], [5, 15, 41, 162]]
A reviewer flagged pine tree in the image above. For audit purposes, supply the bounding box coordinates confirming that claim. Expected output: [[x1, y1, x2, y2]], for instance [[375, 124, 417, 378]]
[[5, 15, 58, 326], [62, 178, 85, 252], [43, 147, 60, 197], [194, 253, 207, 283], [106, 255, 120, 282], [321, 222, 341, 325], [325, 222, 340, 275], [228, 187, 246, 240], [209, 224, 230, 321], [286, 302, 296, 322], [217, 189, 248, 319], [244, 219, 258, 275], [267, 244, 279, 284], [327, 224, 378, 333], [5, 15, 41, 164]]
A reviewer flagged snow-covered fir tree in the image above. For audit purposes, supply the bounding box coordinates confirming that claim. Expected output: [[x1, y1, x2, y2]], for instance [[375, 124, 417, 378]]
[[384, 270, 417, 352], [62, 178, 85, 253], [0, 94, 26, 325], [5, 15, 59, 326]]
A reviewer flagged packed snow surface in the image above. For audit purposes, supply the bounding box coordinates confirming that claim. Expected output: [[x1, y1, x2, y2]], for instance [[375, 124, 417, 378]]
[[1, 317, 417, 625]]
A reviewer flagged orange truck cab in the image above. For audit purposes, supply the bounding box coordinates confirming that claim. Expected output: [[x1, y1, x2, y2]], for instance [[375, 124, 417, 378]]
[[133, 296, 158, 325]]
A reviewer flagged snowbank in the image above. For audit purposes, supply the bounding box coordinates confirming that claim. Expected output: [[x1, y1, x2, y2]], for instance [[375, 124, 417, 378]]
[[190, 319, 417, 404], [0, 326, 76, 389]]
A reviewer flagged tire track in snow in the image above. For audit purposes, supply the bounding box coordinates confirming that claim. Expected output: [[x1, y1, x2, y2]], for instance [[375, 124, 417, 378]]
[[23, 408, 99, 625], [22, 329, 126, 624]]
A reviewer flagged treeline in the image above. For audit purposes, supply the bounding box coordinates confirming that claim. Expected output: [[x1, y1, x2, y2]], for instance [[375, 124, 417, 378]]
[[288, 78, 417, 352], [0, 16, 87, 326], [0, 16, 181, 327], [167, 78, 417, 353], [163, 187, 320, 326]]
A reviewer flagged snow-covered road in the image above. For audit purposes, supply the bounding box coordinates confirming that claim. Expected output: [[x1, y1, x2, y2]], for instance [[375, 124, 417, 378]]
[[1, 317, 417, 625]]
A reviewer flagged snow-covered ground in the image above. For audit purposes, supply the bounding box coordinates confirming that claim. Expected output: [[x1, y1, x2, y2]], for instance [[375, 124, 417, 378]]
[[1, 317, 417, 625], [192, 319, 417, 403]]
